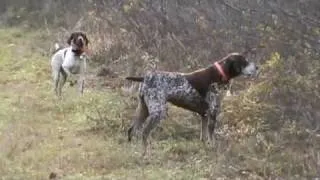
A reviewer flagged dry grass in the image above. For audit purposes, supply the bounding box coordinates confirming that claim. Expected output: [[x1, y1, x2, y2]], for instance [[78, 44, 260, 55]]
[[0, 27, 319, 180]]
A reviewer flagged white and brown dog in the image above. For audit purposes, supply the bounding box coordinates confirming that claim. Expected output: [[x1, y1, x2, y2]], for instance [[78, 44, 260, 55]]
[[51, 32, 89, 97]]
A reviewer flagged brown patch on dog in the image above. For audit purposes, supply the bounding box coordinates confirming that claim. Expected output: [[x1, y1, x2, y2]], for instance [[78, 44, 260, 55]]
[[183, 53, 248, 97]]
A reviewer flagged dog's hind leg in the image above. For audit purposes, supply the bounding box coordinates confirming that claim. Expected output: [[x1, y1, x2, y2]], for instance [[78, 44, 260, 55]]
[[141, 98, 167, 156], [52, 70, 60, 96], [58, 68, 67, 97], [128, 95, 149, 141], [141, 111, 166, 156]]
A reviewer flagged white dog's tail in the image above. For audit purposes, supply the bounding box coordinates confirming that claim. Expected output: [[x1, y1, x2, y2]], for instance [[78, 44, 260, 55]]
[[54, 43, 60, 51], [52, 43, 63, 55]]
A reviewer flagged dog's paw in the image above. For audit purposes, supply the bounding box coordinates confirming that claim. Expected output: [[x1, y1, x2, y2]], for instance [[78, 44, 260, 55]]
[[69, 80, 78, 87]]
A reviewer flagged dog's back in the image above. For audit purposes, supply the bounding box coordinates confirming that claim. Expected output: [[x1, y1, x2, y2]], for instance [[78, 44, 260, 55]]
[[51, 43, 67, 71]]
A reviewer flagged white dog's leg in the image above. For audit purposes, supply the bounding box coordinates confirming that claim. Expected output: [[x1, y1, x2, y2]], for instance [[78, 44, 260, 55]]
[[62, 66, 75, 85], [78, 56, 87, 95], [52, 70, 60, 96], [79, 77, 84, 95], [58, 69, 67, 97]]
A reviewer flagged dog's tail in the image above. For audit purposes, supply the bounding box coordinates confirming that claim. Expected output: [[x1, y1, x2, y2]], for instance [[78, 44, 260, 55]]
[[54, 43, 60, 51], [52, 43, 63, 55], [125, 76, 144, 82]]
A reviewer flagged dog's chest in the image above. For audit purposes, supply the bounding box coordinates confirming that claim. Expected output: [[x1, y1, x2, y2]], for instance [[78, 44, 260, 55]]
[[69, 61, 81, 74], [63, 55, 82, 74]]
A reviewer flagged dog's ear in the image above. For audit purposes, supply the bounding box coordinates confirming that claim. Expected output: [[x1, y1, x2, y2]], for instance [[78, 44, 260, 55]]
[[81, 33, 89, 46], [232, 60, 243, 74], [67, 32, 77, 45], [226, 56, 246, 76]]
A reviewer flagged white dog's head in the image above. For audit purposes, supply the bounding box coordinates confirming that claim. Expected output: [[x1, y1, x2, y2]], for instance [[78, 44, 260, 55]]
[[67, 32, 89, 54]]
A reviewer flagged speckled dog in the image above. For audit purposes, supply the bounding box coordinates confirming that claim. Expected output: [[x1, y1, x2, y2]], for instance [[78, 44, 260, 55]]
[[51, 32, 89, 97], [126, 53, 258, 153]]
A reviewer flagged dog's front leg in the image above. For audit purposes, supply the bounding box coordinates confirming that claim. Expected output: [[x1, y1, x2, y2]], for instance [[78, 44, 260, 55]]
[[78, 75, 84, 95], [226, 80, 233, 97], [200, 115, 208, 142], [208, 95, 222, 147], [62, 65, 73, 81], [207, 111, 217, 147], [205, 86, 220, 146]]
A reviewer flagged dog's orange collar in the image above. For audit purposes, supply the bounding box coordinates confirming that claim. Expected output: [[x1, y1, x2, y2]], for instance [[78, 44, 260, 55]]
[[81, 46, 91, 55], [214, 62, 228, 81]]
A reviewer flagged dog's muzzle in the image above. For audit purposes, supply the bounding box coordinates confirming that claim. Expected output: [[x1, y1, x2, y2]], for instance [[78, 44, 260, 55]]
[[71, 37, 85, 52], [242, 62, 258, 77], [71, 43, 80, 51]]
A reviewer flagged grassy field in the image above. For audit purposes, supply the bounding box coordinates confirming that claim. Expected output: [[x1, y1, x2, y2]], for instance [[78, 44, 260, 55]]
[[0, 27, 209, 180], [0, 28, 319, 180]]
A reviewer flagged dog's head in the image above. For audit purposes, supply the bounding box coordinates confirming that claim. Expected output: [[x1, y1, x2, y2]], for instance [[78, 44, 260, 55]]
[[223, 53, 258, 78], [67, 32, 89, 54]]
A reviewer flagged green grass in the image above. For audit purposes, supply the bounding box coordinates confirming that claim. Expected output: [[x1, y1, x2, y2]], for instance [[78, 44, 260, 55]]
[[0, 27, 319, 180]]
